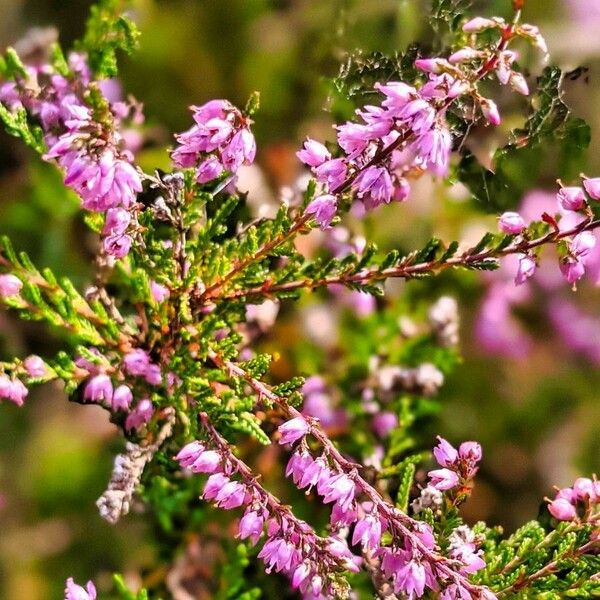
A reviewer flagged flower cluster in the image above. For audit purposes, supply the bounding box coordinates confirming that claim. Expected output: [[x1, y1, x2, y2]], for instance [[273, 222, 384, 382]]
[[497, 176, 600, 287], [0, 354, 49, 407], [278, 416, 489, 598], [427, 436, 482, 492], [175, 424, 357, 598], [547, 477, 600, 521], [0, 52, 143, 258], [171, 99, 256, 183], [80, 347, 163, 431], [298, 17, 548, 229]]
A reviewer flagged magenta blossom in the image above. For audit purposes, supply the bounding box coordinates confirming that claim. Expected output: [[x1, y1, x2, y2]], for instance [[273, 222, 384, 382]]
[[83, 374, 113, 403], [305, 194, 337, 229], [548, 497, 577, 521], [0, 375, 28, 407], [23, 355, 47, 378], [498, 211, 526, 235], [277, 416, 310, 445], [514, 254, 536, 285], [64, 577, 96, 600], [124, 398, 154, 430], [433, 436, 458, 467], [0, 274, 22, 297], [297, 138, 331, 167], [428, 468, 459, 491]]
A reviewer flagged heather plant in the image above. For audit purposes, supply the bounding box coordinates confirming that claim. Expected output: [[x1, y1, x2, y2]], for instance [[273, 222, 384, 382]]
[[0, 1, 598, 598]]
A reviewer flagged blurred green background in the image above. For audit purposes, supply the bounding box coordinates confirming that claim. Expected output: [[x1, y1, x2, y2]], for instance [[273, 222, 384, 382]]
[[0, 0, 599, 598]]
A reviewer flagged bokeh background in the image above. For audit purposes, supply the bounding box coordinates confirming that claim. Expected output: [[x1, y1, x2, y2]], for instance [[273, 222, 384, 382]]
[[0, 0, 599, 598]]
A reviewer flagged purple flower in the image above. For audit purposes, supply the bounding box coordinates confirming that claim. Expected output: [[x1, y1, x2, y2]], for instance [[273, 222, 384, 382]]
[[257, 538, 299, 574], [222, 128, 256, 171], [354, 166, 394, 208], [103, 208, 130, 235], [322, 473, 356, 510], [498, 211, 525, 234], [112, 385, 133, 411], [428, 468, 459, 491], [458, 441, 482, 463], [560, 258, 585, 285], [103, 234, 133, 258], [372, 412, 398, 438], [175, 441, 205, 468], [433, 436, 458, 467], [416, 126, 452, 176], [297, 138, 331, 167], [0, 274, 22, 297], [123, 349, 151, 376], [278, 416, 310, 445], [195, 156, 224, 183], [571, 231, 596, 259], [449, 47, 483, 64], [352, 514, 382, 550], [144, 363, 162, 386], [509, 72, 529, 96], [462, 17, 502, 32], [415, 58, 448, 74], [190, 449, 222, 474], [514, 254, 536, 285], [305, 194, 337, 229], [125, 398, 154, 430], [64, 577, 96, 600], [285, 451, 314, 486], [548, 497, 577, 520], [480, 98, 501, 126], [0, 375, 28, 407], [150, 281, 170, 303], [583, 176, 600, 200], [203, 473, 230, 500], [215, 480, 247, 509], [314, 158, 347, 191], [23, 355, 47, 377], [238, 510, 265, 544], [557, 186, 586, 212], [572, 477, 595, 500], [84, 374, 113, 403]]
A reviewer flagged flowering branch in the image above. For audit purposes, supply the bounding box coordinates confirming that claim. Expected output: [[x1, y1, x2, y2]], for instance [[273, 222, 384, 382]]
[[217, 216, 600, 301]]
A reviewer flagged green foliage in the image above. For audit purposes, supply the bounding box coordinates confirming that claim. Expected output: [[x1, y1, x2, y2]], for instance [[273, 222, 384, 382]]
[[430, 0, 473, 35], [113, 574, 149, 600], [457, 67, 591, 211], [80, 0, 140, 78], [0, 103, 45, 153]]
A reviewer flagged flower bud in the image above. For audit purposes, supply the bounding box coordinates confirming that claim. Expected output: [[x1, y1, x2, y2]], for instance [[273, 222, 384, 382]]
[[462, 17, 503, 33], [0, 274, 23, 297], [498, 211, 525, 234], [548, 497, 576, 520], [515, 254, 536, 286], [557, 186, 586, 212], [481, 98, 501, 126], [583, 176, 600, 200]]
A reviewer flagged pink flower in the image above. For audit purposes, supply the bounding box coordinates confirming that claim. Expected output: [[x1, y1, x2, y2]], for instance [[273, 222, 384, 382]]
[[64, 577, 96, 600], [449, 47, 482, 63], [498, 211, 525, 234], [433, 436, 458, 467], [572, 477, 595, 500], [322, 473, 356, 510], [203, 473, 230, 500], [352, 514, 382, 550], [23, 355, 47, 377], [277, 416, 310, 445], [428, 468, 459, 490], [557, 186, 586, 211], [509, 72, 529, 96], [83, 374, 113, 403], [238, 510, 264, 544], [195, 156, 224, 183], [372, 412, 398, 438], [354, 166, 394, 208], [215, 480, 247, 509], [144, 364, 162, 386], [548, 497, 577, 520], [0, 274, 22, 297], [462, 17, 502, 33], [175, 440, 205, 468], [305, 194, 337, 229], [514, 254, 536, 285], [103, 208, 130, 235], [458, 441, 482, 463], [315, 158, 347, 190], [583, 177, 600, 200], [103, 234, 132, 258], [0, 375, 28, 407], [112, 385, 133, 411], [190, 449, 222, 474], [481, 98, 501, 126], [297, 138, 331, 167], [123, 349, 151, 376], [125, 398, 154, 430], [415, 58, 448, 74], [150, 281, 170, 303]]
